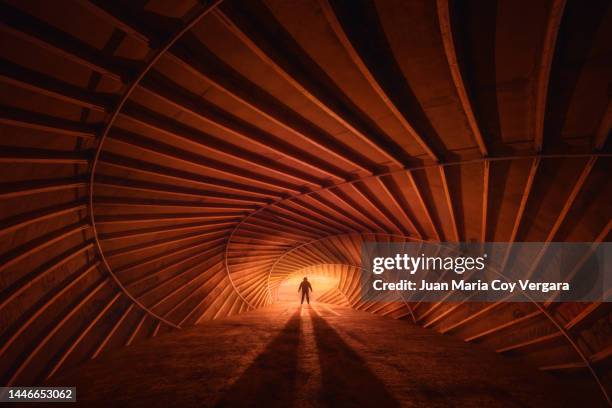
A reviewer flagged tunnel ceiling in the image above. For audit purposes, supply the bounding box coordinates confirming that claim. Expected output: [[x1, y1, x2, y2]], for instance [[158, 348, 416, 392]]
[[0, 0, 611, 398]]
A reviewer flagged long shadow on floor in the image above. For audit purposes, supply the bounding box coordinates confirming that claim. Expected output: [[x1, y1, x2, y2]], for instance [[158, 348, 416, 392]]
[[309, 308, 399, 407], [214, 309, 302, 407], [215, 306, 398, 407]]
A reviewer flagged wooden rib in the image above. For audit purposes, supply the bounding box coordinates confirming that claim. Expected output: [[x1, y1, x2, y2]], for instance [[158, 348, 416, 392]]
[[139, 77, 349, 182], [436, 0, 487, 156], [104, 230, 227, 260], [500, 158, 540, 268], [80, 0, 153, 45], [107, 130, 302, 194], [91, 304, 135, 359], [45, 291, 123, 379], [119, 104, 324, 188], [167, 47, 375, 174], [594, 99, 612, 150], [439, 296, 512, 334], [0, 202, 86, 237], [465, 311, 542, 342], [152, 321, 162, 337], [438, 166, 459, 241], [85, 0, 377, 173], [377, 177, 423, 238], [0, 242, 95, 311], [95, 176, 265, 205], [0, 178, 87, 200], [0, 222, 90, 275], [327, 188, 387, 232], [590, 344, 612, 364], [544, 220, 611, 306], [99, 221, 235, 243], [0, 148, 89, 164], [534, 0, 567, 152], [137, 252, 222, 303], [126, 246, 223, 289], [115, 238, 226, 277], [0, 3, 126, 81], [310, 193, 375, 231], [88, 0, 228, 331], [0, 261, 99, 357], [443, 158, 592, 333], [545, 156, 596, 242], [126, 313, 147, 346], [95, 196, 254, 211], [539, 361, 587, 371], [407, 171, 440, 241], [280, 200, 355, 233], [95, 212, 240, 225], [0, 105, 99, 138], [481, 160, 489, 242], [147, 259, 222, 311], [345, 183, 404, 234], [0, 60, 109, 112], [563, 302, 607, 332], [212, 8, 406, 167], [7, 278, 111, 385], [319, 0, 438, 161], [497, 332, 563, 353]]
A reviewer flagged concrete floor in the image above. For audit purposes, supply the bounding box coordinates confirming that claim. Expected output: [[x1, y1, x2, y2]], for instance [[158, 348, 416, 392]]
[[47, 302, 603, 407]]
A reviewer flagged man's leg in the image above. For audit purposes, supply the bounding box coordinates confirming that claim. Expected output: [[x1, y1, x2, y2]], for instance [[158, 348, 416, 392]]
[[301, 291, 305, 304], [306, 291, 310, 304]]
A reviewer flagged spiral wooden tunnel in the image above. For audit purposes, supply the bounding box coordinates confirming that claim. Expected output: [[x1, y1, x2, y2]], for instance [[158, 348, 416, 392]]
[[0, 0, 610, 403]]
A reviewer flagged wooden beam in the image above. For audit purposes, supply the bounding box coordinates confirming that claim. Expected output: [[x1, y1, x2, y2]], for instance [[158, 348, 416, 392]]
[[7, 278, 111, 385], [45, 290, 122, 380], [94, 175, 268, 205], [436, 0, 487, 156], [139, 76, 350, 182], [407, 171, 440, 241], [0, 3, 127, 81], [107, 130, 303, 194], [125, 313, 147, 346], [465, 311, 542, 342], [167, 46, 377, 174], [0, 147, 90, 165], [0, 61, 109, 112], [0, 261, 98, 357], [80, 0, 154, 45], [534, 0, 567, 152], [438, 166, 460, 241], [0, 202, 87, 237], [0, 178, 87, 200], [500, 158, 540, 268], [319, 0, 439, 161], [594, 99, 612, 150], [0, 223, 90, 275], [120, 103, 325, 188], [481, 160, 490, 242], [213, 6, 408, 167], [0, 241, 97, 312], [497, 332, 563, 353], [545, 156, 596, 242]]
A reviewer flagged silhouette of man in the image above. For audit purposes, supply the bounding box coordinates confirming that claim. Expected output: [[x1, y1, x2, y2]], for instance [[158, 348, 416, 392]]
[[298, 277, 313, 304]]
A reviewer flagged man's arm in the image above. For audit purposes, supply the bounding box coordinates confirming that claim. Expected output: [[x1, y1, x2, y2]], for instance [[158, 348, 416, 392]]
[[308, 282, 313, 292]]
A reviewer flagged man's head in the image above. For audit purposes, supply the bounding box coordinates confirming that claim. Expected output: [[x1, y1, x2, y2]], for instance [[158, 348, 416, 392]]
[[303, 277, 308, 281]]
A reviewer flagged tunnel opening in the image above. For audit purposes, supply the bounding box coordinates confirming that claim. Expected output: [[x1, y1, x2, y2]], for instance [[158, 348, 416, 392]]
[[275, 272, 340, 304]]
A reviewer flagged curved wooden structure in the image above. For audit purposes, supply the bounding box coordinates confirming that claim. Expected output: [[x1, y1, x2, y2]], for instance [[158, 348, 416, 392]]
[[0, 0, 610, 403]]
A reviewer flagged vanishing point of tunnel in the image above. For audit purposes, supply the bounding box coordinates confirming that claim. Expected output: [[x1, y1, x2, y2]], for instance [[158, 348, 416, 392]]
[[0, 0, 611, 407]]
